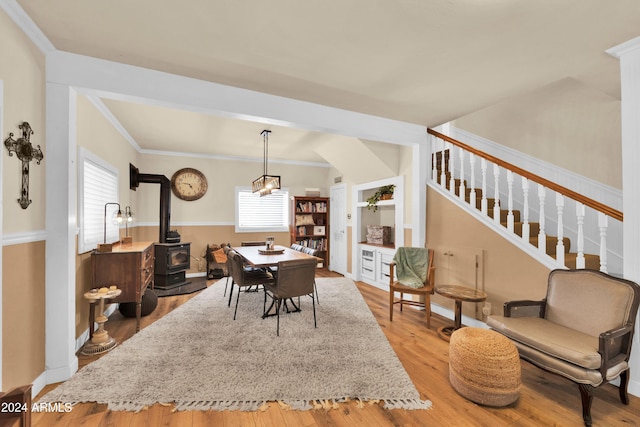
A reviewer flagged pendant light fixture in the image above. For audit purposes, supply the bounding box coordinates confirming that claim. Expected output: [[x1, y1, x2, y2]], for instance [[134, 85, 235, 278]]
[[252, 129, 281, 196]]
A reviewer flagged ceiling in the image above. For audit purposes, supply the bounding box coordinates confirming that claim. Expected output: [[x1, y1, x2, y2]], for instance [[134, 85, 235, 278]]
[[13, 0, 640, 165]]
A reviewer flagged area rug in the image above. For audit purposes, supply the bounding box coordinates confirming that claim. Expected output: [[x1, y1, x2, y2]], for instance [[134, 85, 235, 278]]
[[40, 277, 432, 412]]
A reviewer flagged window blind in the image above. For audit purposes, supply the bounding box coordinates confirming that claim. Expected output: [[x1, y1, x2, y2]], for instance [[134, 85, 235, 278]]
[[78, 149, 119, 253], [236, 187, 289, 232]]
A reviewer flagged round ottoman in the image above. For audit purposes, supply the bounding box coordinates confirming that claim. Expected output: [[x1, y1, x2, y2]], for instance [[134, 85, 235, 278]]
[[449, 327, 521, 407]]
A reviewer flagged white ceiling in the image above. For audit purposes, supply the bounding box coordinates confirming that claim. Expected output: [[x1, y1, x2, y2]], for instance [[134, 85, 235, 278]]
[[13, 0, 640, 164]]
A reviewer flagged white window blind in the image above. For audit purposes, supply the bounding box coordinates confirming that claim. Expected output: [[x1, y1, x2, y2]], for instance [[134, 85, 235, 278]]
[[78, 148, 119, 253], [236, 187, 289, 232]]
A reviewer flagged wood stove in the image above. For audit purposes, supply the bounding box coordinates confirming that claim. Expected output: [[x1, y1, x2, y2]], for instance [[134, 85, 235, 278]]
[[154, 242, 190, 290], [130, 163, 191, 290]]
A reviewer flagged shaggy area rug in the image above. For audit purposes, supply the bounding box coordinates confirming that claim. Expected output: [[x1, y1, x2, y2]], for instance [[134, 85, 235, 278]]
[[40, 277, 432, 412]]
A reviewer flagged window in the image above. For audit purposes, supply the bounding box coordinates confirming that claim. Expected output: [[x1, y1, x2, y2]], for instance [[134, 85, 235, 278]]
[[78, 148, 120, 253], [235, 187, 289, 233]]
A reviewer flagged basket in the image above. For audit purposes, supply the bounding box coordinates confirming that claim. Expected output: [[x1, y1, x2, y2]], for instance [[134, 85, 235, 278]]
[[366, 225, 392, 245]]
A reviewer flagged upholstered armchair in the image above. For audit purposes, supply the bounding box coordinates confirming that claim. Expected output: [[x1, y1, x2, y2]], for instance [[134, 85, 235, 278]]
[[487, 269, 640, 426]]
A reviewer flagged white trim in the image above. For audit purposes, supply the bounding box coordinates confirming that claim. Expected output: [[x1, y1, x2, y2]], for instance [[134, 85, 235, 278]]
[[141, 221, 235, 227], [0, 0, 56, 54], [141, 148, 332, 168], [84, 95, 142, 151], [2, 230, 47, 246], [45, 83, 79, 385], [46, 50, 426, 147], [606, 35, 640, 59], [610, 35, 640, 398]]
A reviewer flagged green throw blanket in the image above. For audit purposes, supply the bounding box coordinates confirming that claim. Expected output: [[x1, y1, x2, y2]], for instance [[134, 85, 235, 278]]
[[392, 247, 429, 289]]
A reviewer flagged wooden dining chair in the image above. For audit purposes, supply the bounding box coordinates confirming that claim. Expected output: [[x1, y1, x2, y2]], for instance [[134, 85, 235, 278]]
[[389, 247, 436, 328]]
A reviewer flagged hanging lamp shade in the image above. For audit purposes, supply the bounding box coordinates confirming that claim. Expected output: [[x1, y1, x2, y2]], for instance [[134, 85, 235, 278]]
[[252, 129, 281, 196]]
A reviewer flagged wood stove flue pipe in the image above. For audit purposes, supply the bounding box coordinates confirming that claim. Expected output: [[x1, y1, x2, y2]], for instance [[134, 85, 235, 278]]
[[129, 163, 171, 243]]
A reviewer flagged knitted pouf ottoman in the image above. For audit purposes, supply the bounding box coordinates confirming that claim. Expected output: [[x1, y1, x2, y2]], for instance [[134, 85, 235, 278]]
[[449, 327, 521, 406]]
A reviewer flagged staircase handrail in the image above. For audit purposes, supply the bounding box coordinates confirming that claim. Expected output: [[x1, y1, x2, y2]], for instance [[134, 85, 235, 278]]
[[427, 128, 623, 222]]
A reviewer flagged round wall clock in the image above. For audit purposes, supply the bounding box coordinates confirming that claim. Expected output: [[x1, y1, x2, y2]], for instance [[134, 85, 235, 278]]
[[170, 168, 208, 201]]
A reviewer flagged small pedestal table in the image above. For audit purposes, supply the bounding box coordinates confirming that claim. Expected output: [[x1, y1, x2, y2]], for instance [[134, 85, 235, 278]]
[[435, 284, 487, 342], [81, 287, 122, 355]]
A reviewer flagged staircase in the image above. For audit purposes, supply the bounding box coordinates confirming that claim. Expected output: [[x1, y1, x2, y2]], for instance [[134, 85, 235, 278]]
[[429, 131, 620, 273]]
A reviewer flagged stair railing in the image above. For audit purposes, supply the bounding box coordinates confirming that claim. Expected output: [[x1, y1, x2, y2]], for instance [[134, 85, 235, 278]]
[[428, 128, 623, 274]]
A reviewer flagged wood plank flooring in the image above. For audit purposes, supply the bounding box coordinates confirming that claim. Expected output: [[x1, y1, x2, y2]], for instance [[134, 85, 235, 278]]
[[33, 271, 640, 426]]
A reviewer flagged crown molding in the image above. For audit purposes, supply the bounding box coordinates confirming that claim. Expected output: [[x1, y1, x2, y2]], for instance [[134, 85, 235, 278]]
[[607, 35, 640, 59], [0, 0, 55, 54]]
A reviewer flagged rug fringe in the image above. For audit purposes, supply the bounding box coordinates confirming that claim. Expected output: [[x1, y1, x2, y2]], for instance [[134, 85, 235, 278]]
[[46, 398, 432, 413], [382, 398, 433, 410]]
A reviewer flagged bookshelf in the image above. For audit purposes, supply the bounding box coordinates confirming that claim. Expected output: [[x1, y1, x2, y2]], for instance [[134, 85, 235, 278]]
[[290, 196, 330, 267]]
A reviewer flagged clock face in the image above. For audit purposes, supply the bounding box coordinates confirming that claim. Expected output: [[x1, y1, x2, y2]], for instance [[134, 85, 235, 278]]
[[170, 168, 208, 201]]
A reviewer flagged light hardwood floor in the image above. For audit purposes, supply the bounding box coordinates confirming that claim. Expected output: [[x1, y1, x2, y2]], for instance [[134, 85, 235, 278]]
[[33, 270, 640, 427]]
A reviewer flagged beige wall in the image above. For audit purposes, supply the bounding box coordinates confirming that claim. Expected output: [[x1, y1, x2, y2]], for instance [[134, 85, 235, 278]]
[[74, 95, 142, 337], [135, 154, 331, 225], [1, 8, 47, 390], [453, 78, 622, 189], [1, 9, 46, 233], [426, 187, 550, 320], [2, 242, 45, 390]]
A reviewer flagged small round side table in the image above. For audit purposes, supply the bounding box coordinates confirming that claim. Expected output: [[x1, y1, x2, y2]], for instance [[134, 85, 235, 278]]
[[436, 284, 487, 341], [81, 287, 121, 355]]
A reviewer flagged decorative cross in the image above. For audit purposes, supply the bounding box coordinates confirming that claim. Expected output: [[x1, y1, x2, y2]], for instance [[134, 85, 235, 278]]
[[4, 122, 44, 209]]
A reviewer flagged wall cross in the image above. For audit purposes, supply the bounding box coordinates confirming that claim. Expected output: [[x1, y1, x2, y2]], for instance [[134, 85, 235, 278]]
[[4, 122, 44, 209]]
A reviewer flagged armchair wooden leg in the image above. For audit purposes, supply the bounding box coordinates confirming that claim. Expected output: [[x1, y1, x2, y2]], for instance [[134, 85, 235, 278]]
[[389, 290, 394, 321], [425, 295, 431, 329], [619, 369, 630, 405], [578, 383, 593, 426]]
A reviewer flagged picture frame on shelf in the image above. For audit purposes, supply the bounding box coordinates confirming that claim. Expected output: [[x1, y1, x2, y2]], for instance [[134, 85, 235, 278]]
[[313, 226, 325, 236]]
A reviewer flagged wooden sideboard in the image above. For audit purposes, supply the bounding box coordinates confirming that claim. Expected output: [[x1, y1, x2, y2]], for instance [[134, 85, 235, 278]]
[[91, 241, 154, 332]]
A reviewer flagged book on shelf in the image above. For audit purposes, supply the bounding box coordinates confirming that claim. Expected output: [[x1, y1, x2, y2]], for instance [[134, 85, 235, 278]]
[[296, 201, 327, 213]]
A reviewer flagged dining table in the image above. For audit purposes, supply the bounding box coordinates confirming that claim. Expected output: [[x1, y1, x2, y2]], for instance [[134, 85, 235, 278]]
[[232, 244, 320, 317], [232, 244, 320, 268]]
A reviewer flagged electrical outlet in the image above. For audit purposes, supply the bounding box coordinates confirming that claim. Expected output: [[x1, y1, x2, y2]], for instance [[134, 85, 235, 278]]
[[76, 312, 81, 326], [482, 302, 492, 316]]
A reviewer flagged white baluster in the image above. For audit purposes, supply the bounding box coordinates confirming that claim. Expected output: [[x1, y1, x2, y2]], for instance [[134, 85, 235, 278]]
[[555, 193, 565, 266], [493, 164, 500, 223], [537, 184, 546, 255], [458, 147, 466, 201], [521, 177, 530, 242], [449, 145, 456, 195], [469, 153, 476, 209], [598, 212, 608, 273], [575, 202, 586, 269], [481, 159, 488, 215], [431, 137, 438, 182], [506, 171, 514, 232]]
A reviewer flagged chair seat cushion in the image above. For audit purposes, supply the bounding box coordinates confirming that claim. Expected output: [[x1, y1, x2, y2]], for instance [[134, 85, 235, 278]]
[[487, 316, 600, 369]]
